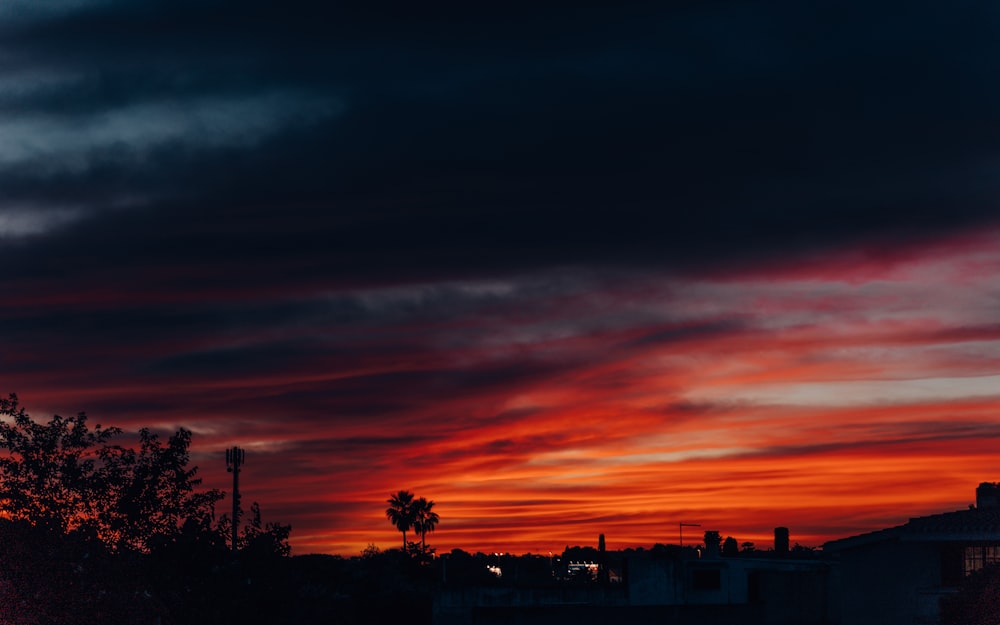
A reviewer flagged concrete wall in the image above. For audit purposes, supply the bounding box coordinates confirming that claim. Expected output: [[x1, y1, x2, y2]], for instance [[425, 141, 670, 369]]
[[452, 604, 766, 625], [756, 567, 830, 625], [433, 585, 629, 625], [835, 539, 942, 625], [624, 555, 678, 605], [434, 554, 832, 625]]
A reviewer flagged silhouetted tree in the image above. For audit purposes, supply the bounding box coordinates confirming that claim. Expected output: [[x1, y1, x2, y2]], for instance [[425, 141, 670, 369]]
[[217, 500, 292, 557], [723, 536, 739, 556], [790, 542, 818, 558], [0, 518, 166, 625], [412, 496, 439, 549], [97, 427, 223, 551], [386, 490, 416, 548], [0, 394, 119, 534], [941, 564, 1000, 625], [704, 530, 722, 555], [0, 393, 222, 551], [0, 394, 298, 625]]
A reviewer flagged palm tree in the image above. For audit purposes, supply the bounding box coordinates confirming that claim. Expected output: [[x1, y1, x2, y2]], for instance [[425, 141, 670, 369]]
[[385, 490, 416, 548], [412, 497, 439, 550]]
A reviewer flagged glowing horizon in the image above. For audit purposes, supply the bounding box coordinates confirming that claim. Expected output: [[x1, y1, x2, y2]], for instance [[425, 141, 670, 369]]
[[6, 1, 1000, 559], [9, 227, 1000, 556]]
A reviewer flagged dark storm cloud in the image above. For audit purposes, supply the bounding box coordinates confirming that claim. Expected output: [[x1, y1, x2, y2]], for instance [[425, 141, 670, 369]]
[[6, 0, 1000, 554], [2, 0, 999, 285], [0, 1, 1000, 412]]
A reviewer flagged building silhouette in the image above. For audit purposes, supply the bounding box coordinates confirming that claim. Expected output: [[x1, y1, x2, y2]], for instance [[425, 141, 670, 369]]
[[434, 483, 1000, 625], [435, 529, 830, 625], [824, 482, 1000, 625]]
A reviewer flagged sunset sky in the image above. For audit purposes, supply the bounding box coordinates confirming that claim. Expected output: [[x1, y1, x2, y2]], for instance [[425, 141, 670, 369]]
[[3, 1, 1000, 556]]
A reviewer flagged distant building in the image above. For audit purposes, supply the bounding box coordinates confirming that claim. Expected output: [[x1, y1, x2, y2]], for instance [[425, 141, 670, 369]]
[[824, 482, 1000, 625], [434, 530, 830, 625], [435, 486, 1000, 625]]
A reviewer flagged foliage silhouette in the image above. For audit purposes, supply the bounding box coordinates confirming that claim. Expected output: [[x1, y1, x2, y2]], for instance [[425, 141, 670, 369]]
[[386, 490, 440, 557], [0, 393, 300, 625], [217, 499, 292, 557], [0, 393, 222, 552], [722, 536, 739, 556], [0, 393, 120, 535], [386, 489, 416, 548], [97, 426, 223, 551], [704, 530, 722, 554], [940, 564, 1000, 625], [412, 496, 439, 550]]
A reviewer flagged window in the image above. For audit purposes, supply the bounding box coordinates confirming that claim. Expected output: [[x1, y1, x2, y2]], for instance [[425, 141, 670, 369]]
[[964, 545, 1000, 576], [692, 568, 721, 590], [747, 571, 761, 602], [941, 546, 964, 585]]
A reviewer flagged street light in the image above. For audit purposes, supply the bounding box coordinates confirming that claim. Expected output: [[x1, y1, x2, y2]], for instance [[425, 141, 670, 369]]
[[678, 522, 700, 549]]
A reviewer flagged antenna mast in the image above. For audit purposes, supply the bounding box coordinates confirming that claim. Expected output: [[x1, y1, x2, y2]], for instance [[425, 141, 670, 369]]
[[679, 522, 700, 549], [226, 446, 245, 554]]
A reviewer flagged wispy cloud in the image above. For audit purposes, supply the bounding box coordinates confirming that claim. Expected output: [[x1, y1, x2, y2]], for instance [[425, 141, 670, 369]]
[[3, 0, 1000, 555], [0, 92, 344, 168]]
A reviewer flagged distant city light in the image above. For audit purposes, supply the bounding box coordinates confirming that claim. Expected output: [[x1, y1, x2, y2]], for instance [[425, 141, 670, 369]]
[[567, 561, 599, 580]]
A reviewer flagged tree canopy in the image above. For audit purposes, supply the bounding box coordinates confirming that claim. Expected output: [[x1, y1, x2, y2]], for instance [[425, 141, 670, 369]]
[[0, 393, 223, 551], [97, 426, 224, 551], [0, 393, 241, 553], [0, 393, 300, 624], [412, 497, 439, 549], [386, 490, 439, 555], [386, 490, 416, 548], [0, 393, 120, 535]]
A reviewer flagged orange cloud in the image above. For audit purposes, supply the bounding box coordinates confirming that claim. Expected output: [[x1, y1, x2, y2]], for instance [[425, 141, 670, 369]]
[[8, 228, 1000, 556]]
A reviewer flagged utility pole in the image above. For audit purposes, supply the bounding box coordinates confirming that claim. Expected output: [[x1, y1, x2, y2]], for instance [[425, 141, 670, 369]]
[[677, 522, 700, 606], [226, 446, 245, 554]]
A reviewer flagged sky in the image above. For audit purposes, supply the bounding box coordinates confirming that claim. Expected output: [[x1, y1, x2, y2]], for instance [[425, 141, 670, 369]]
[[3, 1, 1000, 556]]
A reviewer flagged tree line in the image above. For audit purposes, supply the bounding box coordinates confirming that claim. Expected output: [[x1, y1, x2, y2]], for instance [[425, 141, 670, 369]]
[[0, 393, 291, 624], [0, 393, 453, 623], [0, 393, 289, 554]]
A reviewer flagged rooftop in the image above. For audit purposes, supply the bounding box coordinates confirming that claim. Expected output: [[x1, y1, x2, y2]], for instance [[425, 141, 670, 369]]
[[824, 507, 1000, 552]]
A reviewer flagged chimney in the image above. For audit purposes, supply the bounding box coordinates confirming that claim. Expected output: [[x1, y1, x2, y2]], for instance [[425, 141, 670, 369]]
[[977, 483, 999, 510], [774, 527, 789, 555]]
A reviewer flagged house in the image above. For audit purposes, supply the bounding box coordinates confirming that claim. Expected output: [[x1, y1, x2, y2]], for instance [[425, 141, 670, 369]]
[[434, 530, 831, 625], [824, 482, 1000, 625]]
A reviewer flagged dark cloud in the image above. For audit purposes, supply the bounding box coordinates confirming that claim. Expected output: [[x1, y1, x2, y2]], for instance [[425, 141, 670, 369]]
[[4, 0, 1000, 554], [734, 421, 1000, 462], [2, 0, 999, 287], [624, 320, 744, 348]]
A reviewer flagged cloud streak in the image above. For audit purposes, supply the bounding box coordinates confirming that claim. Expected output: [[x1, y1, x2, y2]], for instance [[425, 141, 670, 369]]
[[3, 0, 1000, 555], [7, 231, 1000, 553]]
